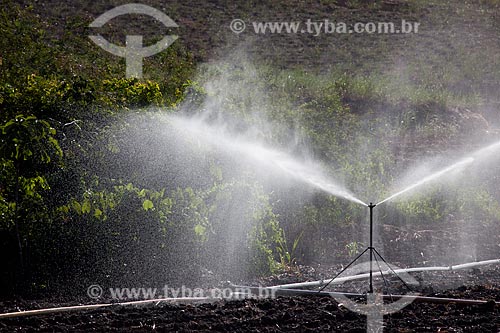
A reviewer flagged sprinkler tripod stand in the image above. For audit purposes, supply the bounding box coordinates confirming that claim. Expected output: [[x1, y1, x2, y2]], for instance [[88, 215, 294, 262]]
[[319, 203, 412, 294]]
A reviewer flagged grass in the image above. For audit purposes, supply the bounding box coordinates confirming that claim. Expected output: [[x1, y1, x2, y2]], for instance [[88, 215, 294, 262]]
[[8, 0, 497, 115]]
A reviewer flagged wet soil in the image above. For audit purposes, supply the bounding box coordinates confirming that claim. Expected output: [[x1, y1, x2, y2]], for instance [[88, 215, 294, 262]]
[[1, 265, 498, 332]]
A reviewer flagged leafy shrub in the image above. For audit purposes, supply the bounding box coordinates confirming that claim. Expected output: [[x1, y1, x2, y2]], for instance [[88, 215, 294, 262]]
[[100, 79, 163, 108]]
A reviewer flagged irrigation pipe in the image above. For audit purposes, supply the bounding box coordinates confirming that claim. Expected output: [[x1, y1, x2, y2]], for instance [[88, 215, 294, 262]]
[[1, 290, 497, 320], [267, 259, 500, 290], [0, 297, 217, 319], [1, 259, 498, 320], [261, 288, 500, 306]]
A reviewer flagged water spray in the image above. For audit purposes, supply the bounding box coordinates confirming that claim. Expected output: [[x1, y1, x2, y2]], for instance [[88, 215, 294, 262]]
[[169, 115, 500, 295], [169, 115, 367, 206], [376, 157, 475, 205], [376, 140, 500, 205], [276, 139, 500, 297]]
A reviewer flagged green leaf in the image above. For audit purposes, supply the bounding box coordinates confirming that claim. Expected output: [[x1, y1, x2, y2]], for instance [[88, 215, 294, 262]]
[[58, 205, 69, 214], [94, 208, 103, 218], [142, 199, 154, 211], [194, 224, 206, 237], [82, 199, 91, 214], [72, 201, 82, 215]]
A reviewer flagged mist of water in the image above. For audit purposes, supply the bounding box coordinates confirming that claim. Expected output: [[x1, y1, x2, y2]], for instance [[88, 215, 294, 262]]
[[168, 115, 367, 206], [377, 157, 474, 205], [377, 140, 500, 205]]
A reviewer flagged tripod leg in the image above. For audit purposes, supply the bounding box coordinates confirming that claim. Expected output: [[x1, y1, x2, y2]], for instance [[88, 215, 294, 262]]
[[318, 247, 370, 292], [372, 248, 413, 292], [373, 252, 393, 302]]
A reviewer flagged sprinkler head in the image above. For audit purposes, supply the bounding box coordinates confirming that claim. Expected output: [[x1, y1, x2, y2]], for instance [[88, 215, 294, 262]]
[[368, 202, 376, 208]]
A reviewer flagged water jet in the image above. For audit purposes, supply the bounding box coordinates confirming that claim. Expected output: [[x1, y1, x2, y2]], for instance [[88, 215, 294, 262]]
[[168, 115, 367, 206], [377, 140, 500, 205]]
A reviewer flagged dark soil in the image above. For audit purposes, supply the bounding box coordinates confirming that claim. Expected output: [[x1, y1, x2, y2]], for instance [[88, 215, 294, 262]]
[[1, 265, 499, 332]]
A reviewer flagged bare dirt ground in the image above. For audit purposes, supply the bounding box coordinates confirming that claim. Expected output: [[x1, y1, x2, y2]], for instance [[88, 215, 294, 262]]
[[1, 265, 498, 332]]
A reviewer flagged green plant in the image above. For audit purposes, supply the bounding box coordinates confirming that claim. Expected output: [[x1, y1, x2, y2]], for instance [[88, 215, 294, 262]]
[[345, 241, 364, 258], [0, 115, 62, 270], [276, 230, 304, 270], [99, 78, 163, 107]]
